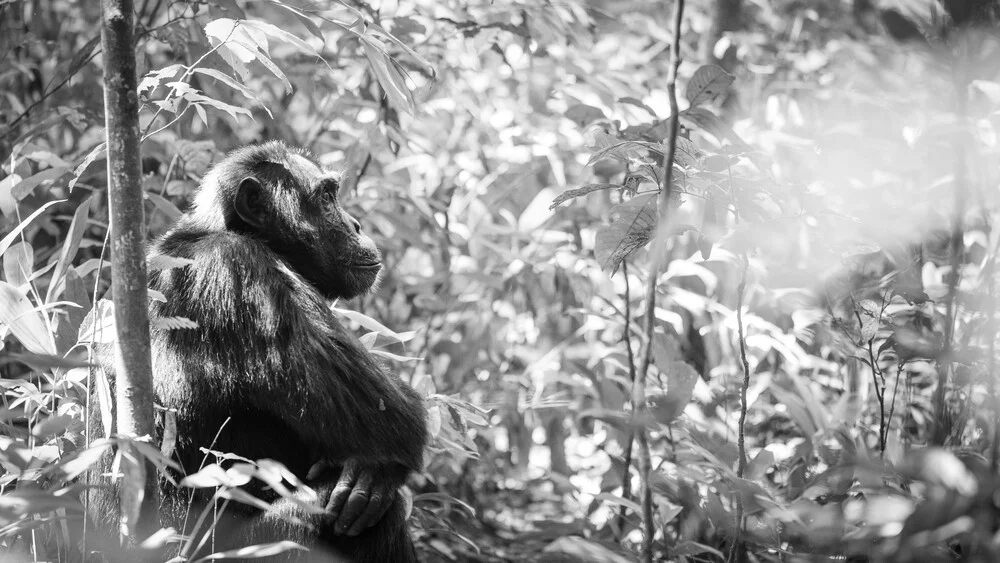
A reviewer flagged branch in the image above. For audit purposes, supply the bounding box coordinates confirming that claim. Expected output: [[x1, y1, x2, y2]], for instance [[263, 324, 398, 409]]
[[632, 1, 685, 560]]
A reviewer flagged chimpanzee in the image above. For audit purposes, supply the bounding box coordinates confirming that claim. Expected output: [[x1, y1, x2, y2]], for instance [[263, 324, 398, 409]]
[[86, 142, 428, 562]]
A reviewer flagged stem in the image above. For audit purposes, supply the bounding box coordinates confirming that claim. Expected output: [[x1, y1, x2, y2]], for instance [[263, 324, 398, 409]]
[[633, 1, 685, 560], [735, 255, 751, 478], [617, 260, 637, 535], [727, 253, 750, 563]]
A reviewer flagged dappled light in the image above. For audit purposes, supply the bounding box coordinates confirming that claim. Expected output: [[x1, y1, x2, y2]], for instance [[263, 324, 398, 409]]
[[3, 0, 1000, 562]]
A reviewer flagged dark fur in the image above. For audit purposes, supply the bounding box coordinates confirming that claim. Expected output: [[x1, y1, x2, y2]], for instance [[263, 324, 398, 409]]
[[86, 142, 427, 562]]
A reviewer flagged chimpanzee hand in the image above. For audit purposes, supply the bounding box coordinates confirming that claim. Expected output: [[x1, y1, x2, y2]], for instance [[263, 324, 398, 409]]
[[317, 458, 397, 536]]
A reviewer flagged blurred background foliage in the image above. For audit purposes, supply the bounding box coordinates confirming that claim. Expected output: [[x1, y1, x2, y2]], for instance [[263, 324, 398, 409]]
[[3, 0, 1000, 561]]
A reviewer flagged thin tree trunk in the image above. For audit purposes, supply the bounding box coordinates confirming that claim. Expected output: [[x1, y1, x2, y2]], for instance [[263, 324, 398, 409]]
[[699, 0, 741, 68], [100, 0, 160, 543]]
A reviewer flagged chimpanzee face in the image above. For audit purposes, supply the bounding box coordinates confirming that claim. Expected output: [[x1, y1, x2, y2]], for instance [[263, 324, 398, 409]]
[[196, 142, 382, 300]]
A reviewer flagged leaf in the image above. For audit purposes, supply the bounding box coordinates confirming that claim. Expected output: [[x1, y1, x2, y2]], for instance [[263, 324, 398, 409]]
[[146, 193, 183, 222], [95, 365, 113, 439], [0, 490, 83, 515], [370, 349, 422, 363], [857, 299, 881, 343], [647, 360, 699, 425], [745, 449, 775, 482], [241, 20, 321, 58], [679, 107, 731, 143], [542, 536, 632, 563], [198, 540, 307, 560], [0, 281, 55, 354], [412, 492, 476, 517], [31, 414, 78, 439], [697, 234, 713, 260], [69, 143, 106, 190], [427, 405, 442, 438], [9, 166, 70, 199], [268, 1, 325, 41], [618, 96, 657, 116], [205, 19, 293, 93], [595, 492, 642, 515], [161, 409, 177, 459], [46, 196, 92, 303], [902, 448, 977, 496], [0, 173, 21, 215], [881, 9, 926, 42], [118, 442, 148, 537], [191, 67, 258, 101], [137, 64, 184, 95], [151, 316, 199, 330], [79, 299, 116, 345], [361, 40, 415, 114], [0, 199, 65, 257], [594, 193, 658, 275], [841, 241, 881, 258], [685, 65, 734, 107], [550, 183, 618, 209], [215, 488, 273, 512], [367, 21, 436, 74], [185, 91, 254, 122], [56, 440, 112, 481], [332, 307, 414, 342], [564, 104, 606, 127], [3, 241, 33, 288], [67, 35, 101, 80], [181, 464, 238, 488], [587, 140, 656, 168], [972, 80, 1000, 104], [0, 351, 91, 370]]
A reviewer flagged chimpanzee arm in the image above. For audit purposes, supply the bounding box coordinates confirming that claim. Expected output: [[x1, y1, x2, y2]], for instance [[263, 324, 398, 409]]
[[151, 231, 428, 475]]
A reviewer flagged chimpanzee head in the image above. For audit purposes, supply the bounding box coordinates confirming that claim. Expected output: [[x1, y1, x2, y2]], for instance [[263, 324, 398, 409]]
[[189, 141, 382, 300]]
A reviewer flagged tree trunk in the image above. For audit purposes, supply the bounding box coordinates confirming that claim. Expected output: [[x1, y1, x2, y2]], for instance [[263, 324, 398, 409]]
[[100, 0, 160, 543], [699, 0, 742, 69]]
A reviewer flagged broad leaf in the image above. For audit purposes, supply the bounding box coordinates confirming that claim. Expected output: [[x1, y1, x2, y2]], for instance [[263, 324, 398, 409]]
[[564, 104, 606, 127], [594, 193, 658, 275], [0, 281, 55, 355], [685, 65, 734, 107], [647, 359, 699, 425]]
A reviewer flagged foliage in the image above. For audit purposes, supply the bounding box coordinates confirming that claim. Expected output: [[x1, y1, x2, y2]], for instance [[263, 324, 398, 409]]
[[3, 0, 1000, 561]]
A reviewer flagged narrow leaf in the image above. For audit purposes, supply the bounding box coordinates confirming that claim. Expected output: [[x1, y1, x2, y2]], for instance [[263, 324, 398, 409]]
[[0, 199, 65, 257], [46, 196, 92, 303]]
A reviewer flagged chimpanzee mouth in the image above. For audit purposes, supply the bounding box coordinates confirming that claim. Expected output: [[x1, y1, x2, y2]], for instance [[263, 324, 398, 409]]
[[354, 261, 382, 270]]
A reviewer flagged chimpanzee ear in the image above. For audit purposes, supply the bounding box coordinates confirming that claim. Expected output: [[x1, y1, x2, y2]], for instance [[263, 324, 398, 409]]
[[234, 177, 267, 230]]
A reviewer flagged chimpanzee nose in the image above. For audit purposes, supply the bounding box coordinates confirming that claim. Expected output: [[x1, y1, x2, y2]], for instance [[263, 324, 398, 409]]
[[349, 216, 362, 234]]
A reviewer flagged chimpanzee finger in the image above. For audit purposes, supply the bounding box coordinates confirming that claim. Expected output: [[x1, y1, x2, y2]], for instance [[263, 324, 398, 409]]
[[345, 482, 394, 536], [326, 461, 361, 520], [334, 469, 374, 534], [306, 459, 331, 481]]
